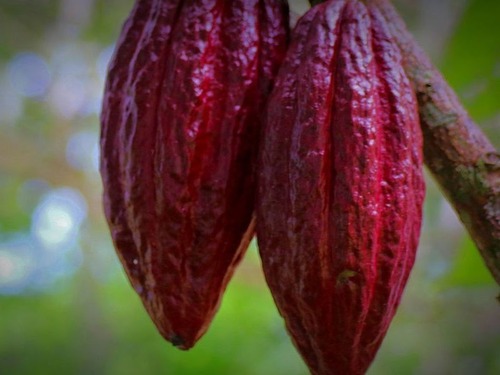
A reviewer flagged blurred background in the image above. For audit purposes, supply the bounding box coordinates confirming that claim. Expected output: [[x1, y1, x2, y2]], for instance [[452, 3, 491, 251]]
[[0, 0, 498, 374]]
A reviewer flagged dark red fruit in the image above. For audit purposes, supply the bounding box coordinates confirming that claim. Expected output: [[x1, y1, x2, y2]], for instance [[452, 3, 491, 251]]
[[100, 0, 289, 349], [257, 1, 425, 373]]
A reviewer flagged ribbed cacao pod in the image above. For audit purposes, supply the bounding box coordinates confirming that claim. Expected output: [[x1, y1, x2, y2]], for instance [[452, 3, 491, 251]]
[[100, 0, 289, 349], [257, 1, 425, 374]]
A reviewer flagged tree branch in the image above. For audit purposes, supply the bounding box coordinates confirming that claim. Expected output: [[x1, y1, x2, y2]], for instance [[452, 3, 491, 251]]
[[308, 0, 500, 285]]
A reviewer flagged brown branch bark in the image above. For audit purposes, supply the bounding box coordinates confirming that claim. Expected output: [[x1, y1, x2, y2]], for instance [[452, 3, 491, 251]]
[[308, 0, 500, 285]]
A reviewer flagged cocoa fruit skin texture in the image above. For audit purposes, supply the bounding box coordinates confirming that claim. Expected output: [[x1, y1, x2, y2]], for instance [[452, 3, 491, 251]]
[[257, 1, 425, 374], [100, 0, 289, 349]]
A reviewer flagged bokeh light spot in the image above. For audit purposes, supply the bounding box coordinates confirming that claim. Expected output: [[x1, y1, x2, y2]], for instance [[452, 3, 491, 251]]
[[0, 237, 35, 294], [31, 188, 87, 252], [0, 250, 30, 286], [36, 204, 74, 247], [7, 52, 51, 98], [66, 131, 99, 172]]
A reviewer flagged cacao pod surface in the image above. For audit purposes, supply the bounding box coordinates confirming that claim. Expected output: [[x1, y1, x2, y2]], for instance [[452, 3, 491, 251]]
[[100, 0, 289, 349], [257, 1, 425, 374]]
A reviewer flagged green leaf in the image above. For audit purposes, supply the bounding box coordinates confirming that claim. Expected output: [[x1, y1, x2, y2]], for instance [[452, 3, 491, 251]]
[[440, 234, 495, 287], [441, 0, 500, 122]]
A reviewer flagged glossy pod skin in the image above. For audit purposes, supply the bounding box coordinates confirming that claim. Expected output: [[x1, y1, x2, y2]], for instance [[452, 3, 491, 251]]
[[100, 0, 289, 349], [257, 1, 425, 374]]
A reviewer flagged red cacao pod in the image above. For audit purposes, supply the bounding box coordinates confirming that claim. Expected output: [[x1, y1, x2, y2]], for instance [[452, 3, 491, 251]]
[[257, 1, 425, 374], [100, 0, 289, 349]]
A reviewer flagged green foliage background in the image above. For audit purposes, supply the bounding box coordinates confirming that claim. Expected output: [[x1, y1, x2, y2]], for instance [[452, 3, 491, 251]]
[[0, 0, 498, 374]]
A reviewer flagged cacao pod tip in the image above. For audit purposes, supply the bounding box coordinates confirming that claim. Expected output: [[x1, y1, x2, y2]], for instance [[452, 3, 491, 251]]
[[170, 334, 188, 350]]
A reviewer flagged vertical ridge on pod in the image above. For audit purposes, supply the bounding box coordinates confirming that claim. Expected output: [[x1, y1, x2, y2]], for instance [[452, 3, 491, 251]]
[[258, 6, 327, 369], [101, 0, 183, 306], [329, 1, 383, 367]]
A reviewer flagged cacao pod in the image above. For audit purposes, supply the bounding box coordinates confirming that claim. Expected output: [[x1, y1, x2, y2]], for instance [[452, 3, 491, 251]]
[[256, 1, 425, 374], [100, 0, 289, 349]]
